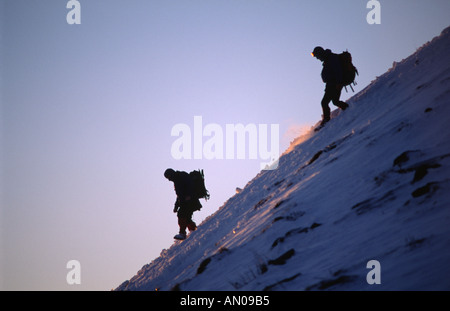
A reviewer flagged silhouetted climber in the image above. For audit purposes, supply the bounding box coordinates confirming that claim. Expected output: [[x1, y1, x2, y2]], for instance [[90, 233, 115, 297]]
[[312, 46, 350, 127], [164, 168, 202, 240]]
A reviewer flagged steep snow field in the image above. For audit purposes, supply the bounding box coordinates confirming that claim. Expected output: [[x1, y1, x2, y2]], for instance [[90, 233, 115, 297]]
[[116, 27, 450, 291]]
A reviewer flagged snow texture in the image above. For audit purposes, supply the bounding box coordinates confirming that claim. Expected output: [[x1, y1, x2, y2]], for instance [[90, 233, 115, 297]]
[[116, 26, 450, 291]]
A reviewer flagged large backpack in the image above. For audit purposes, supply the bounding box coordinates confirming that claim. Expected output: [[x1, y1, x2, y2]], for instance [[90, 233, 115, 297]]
[[189, 169, 210, 201], [339, 51, 358, 92]]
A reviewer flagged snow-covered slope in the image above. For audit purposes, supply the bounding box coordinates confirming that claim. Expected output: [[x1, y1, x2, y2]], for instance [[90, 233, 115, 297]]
[[116, 27, 450, 291]]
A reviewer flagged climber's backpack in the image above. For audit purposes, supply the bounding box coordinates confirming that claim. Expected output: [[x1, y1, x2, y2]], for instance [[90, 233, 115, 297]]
[[339, 51, 359, 92], [189, 169, 210, 201]]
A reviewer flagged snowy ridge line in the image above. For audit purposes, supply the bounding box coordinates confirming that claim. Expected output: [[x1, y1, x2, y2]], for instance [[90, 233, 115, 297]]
[[116, 26, 450, 291]]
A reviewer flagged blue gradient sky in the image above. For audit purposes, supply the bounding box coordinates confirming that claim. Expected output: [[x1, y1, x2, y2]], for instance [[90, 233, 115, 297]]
[[1, 0, 449, 290]]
